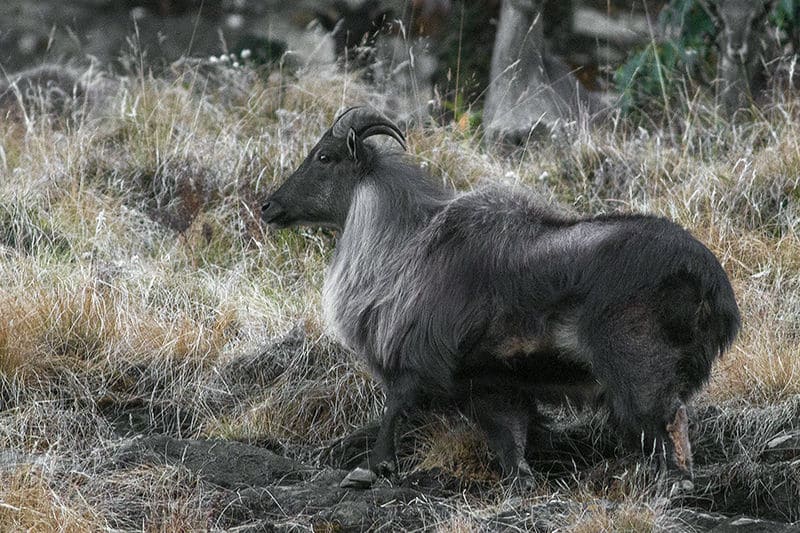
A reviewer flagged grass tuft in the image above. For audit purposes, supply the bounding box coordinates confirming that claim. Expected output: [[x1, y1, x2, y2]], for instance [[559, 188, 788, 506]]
[[0, 466, 107, 532]]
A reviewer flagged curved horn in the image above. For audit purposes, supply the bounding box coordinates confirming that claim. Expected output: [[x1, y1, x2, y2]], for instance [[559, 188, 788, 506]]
[[331, 106, 407, 150]]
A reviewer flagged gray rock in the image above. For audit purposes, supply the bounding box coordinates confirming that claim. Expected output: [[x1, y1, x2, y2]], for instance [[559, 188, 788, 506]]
[[667, 509, 729, 531], [204, 324, 306, 409], [116, 435, 307, 489], [760, 432, 800, 463], [109, 432, 800, 531], [112, 435, 461, 530], [679, 461, 800, 522], [708, 516, 800, 533], [668, 509, 800, 532], [219, 470, 427, 531]]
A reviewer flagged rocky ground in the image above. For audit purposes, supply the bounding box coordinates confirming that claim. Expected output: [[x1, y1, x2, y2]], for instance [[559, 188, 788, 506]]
[[112, 432, 800, 531], [6, 329, 791, 532]]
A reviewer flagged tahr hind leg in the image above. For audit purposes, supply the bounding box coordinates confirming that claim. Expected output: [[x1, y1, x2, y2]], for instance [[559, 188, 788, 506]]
[[588, 306, 695, 477], [468, 390, 536, 485]]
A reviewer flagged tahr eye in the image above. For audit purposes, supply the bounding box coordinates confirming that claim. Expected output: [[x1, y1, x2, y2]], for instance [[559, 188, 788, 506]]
[[318, 153, 330, 163]]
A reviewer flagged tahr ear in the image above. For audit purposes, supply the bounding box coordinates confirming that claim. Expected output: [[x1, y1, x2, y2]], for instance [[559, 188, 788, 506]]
[[346, 128, 360, 161]]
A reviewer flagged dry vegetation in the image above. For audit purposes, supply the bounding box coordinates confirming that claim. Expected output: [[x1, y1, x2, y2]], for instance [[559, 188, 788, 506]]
[[0, 57, 798, 531]]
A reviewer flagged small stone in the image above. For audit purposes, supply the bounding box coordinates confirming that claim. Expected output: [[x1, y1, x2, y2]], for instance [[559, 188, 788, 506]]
[[340, 467, 377, 489]]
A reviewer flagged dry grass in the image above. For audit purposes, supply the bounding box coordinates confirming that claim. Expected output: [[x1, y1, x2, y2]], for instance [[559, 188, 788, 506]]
[[84, 464, 211, 532], [565, 502, 658, 533], [433, 516, 483, 533], [0, 55, 797, 529], [410, 414, 498, 483], [207, 354, 382, 445], [0, 466, 107, 532]]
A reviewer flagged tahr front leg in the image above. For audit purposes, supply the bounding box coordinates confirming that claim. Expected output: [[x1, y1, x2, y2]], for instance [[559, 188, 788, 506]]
[[340, 374, 420, 489]]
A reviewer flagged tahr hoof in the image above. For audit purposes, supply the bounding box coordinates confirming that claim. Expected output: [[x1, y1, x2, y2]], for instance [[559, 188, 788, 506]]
[[669, 478, 695, 496], [340, 467, 377, 489], [375, 460, 396, 478], [513, 464, 538, 492], [504, 460, 537, 491], [511, 475, 538, 492]]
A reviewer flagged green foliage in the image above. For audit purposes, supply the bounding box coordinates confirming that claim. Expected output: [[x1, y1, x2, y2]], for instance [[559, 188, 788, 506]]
[[442, 93, 482, 135], [773, 0, 799, 31], [616, 0, 800, 116], [659, 0, 717, 40], [614, 0, 716, 115], [436, 0, 497, 115]]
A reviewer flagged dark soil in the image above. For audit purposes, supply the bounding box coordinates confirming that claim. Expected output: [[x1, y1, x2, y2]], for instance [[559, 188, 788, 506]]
[[102, 330, 800, 532]]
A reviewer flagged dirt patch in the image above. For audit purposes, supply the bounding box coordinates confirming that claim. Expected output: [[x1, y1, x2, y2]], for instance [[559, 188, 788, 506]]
[[108, 432, 800, 531], [95, 331, 800, 530]]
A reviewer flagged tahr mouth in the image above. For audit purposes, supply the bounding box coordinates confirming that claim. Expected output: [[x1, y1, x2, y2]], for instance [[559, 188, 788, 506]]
[[263, 213, 291, 229], [261, 199, 291, 229], [267, 220, 289, 230]]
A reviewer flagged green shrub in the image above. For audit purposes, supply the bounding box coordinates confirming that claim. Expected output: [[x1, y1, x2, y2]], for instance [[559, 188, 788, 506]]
[[615, 0, 798, 117]]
